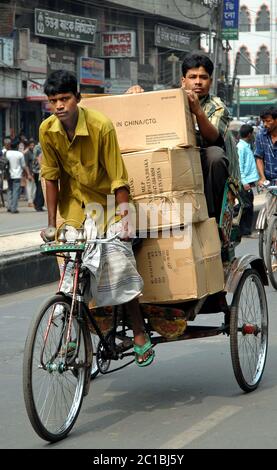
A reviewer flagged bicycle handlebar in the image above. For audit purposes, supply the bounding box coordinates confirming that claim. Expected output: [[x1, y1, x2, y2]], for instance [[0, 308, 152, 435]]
[[40, 232, 123, 254]]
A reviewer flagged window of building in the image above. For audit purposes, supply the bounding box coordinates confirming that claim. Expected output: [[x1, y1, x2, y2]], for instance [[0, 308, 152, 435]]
[[237, 47, 251, 75], [239, 6, 251, 32], [256, 46, 270, 74], [256, 4, 270, 31]]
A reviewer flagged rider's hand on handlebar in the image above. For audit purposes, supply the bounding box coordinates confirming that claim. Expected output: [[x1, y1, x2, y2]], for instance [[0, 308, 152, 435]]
[[119, 212, 135, 241], [40, 226, 56, 242]]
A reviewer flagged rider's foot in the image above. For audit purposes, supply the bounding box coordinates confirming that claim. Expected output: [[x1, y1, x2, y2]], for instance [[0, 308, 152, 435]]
[[133, 332, 155, 367], [58, 340, 77, 358]]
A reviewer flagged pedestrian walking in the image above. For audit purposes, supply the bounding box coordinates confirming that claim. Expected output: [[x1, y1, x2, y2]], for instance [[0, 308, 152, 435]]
[[5, 141, 29, 213], [237, 124, 259, 236]]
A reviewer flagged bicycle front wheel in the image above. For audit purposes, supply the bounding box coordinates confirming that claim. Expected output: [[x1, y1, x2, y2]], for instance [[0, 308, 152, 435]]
[[23, 294, 91, 442]]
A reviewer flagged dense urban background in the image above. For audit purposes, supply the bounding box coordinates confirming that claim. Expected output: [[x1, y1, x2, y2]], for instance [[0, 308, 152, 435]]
[[0, 0, 275, 144]]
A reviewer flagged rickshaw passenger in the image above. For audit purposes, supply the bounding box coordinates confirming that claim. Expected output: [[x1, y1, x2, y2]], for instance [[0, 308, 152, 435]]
[[127, 53, 241, 223], [39, 70, 155, 368]]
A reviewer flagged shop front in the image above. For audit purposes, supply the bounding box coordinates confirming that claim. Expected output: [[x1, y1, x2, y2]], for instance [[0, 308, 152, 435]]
[[234, 86, 277, 118]]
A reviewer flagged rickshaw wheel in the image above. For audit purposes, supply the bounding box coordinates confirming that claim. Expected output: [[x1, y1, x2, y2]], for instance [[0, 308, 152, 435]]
[[230, 269, 268, 392], [265, 215, 277, 290]]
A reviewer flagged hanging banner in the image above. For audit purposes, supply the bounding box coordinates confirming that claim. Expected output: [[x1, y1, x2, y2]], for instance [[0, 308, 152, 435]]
[[222, 0, 240, 40]]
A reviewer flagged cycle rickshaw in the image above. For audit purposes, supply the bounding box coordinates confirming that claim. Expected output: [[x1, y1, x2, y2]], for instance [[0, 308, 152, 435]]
[[23, 178, 268, 442]]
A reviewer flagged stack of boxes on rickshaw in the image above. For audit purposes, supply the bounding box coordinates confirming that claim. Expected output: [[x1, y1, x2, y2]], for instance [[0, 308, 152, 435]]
[[82, 89, 224, 304]]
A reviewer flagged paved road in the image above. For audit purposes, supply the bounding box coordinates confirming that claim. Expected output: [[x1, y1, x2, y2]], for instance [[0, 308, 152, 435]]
[[0, 200, 47, 236], [1, 237, 277, 449]]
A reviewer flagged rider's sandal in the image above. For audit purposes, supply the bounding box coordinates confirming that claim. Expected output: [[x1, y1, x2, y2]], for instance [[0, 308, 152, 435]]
[[58, 341, 77, 358], [134, 336, 155, 367]]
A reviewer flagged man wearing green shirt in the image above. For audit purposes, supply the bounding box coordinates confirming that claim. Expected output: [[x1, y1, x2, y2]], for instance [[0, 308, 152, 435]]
[[128, 53, 240, 222]]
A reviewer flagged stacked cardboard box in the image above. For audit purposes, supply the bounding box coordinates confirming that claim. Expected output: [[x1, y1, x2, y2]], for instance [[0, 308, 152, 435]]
[[81, 88, 196, 152], [82, 89, 224, 302], [135, 218, 224, 303], [122, 147, 208, 231]]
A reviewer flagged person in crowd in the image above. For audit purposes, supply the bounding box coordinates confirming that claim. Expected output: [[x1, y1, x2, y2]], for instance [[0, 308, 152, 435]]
[[127, 52, 240, 223], [2, 136, 11, 155], [5, 140, 30, 213], [24, 138, 36, 207], [39, 70, 155, 367], [32, 142, 45, 211], [237, 124, 259, 237], [255, 106, 277, 186], [255, 107, 277, 238], [247, 116, 256, 126]]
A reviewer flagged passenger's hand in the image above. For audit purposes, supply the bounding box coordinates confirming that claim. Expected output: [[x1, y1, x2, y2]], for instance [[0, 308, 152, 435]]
[[40, 226, 56, 242], [185, 90, 202, 115], [125, 85, 144, 94], [243, 184, 251, 191]]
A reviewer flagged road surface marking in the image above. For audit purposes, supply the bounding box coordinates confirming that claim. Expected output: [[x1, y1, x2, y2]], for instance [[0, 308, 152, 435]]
[[160, 405, 242, 448]]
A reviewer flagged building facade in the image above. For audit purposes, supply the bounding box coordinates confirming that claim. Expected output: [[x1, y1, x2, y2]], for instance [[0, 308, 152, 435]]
[[229, 0, 277, 117], [0, 0, 217, 144]]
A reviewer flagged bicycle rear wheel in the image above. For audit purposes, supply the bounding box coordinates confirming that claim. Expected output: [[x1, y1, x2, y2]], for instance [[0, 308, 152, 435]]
[[23, 294, 91, 442], [230, 269, 268, 392]]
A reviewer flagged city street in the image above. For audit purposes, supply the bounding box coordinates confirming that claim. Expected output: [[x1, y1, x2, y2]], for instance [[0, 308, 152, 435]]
[[0, 200, 47, 236], [1, 237, 277, 449]]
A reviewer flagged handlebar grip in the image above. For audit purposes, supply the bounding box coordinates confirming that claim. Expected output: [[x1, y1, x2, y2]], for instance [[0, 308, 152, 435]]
[[44, 226, 56, 242]]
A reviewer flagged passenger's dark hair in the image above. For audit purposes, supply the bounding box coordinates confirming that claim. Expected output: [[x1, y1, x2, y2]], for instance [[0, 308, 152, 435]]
[[260, 106, 277, 120], [182, 53, 214, 77], [239, 124, 253, 138], [44, 70, 79, 97]]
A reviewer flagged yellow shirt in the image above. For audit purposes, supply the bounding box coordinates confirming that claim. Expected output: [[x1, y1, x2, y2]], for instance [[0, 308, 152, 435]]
[[40, 107, 129, 231]]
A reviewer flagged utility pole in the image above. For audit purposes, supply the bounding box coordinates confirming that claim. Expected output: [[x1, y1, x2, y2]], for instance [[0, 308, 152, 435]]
[[212, 0, 224, 95], [236, 78, 240, 120]]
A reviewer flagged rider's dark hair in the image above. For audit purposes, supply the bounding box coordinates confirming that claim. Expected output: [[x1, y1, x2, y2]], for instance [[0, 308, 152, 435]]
[[44, 70, 79, 97], [239, 124, 253, 138], [260, 106, 277, 120], [182, 53, 214, 78]]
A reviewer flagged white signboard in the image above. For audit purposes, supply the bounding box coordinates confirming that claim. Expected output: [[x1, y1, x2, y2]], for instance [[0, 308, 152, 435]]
[[26, 79, 47, 101], [101, 31, 136, 58], [0, 37, 14, 67], [20, 42, 47, 73]]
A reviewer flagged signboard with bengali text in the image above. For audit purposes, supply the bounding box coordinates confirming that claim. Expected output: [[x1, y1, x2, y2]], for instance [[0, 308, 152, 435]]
[[35, 9, 97, 44], [236, 86, 277, 104], [101, 31, 136, 58], [222, 0, 239, 40], [154, 24, 191, 51]]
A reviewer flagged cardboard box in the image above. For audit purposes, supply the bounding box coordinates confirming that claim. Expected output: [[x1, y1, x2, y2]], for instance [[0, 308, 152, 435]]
[[135, 218, 224, 303], [81, 88, 196, 152], [123, 147, 208, 230], [134, 192, 208, 231], [136, 225, 207, 303], [195, 217, 225, 295], [123, 147, 204, 197]]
